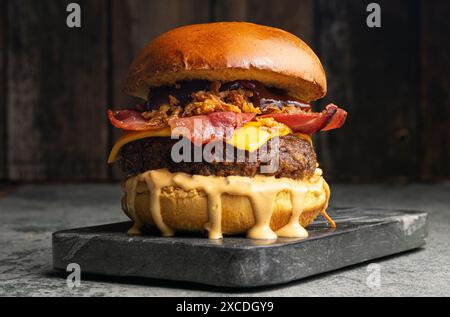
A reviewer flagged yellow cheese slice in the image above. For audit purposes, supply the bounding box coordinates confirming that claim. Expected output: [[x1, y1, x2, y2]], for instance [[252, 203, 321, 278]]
[[227, 126, 272, 153], [107, 122, 294, 163], [226, 121, 292, 152], [107, 127, 171, 163]]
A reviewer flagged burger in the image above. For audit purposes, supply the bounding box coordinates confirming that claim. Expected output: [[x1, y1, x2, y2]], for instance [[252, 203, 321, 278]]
[[107, 22, 347, 240]]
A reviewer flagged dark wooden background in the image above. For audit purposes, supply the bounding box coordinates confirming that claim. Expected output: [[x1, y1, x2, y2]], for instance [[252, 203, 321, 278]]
[[0, 0, 449, 183]]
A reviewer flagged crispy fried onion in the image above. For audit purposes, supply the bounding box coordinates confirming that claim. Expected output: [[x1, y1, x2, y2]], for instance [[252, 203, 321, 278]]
[[140, 87, 261, 128]]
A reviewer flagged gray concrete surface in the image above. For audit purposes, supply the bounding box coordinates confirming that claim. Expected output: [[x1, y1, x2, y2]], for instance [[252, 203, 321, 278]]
[[0, 183, 449, 296]]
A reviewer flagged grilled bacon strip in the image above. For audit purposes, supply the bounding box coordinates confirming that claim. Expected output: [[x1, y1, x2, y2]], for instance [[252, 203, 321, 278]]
[[261, 104, 347, 134], [168, 112, 256, 144], [107, 104, 346, 136], [107, 109, 167, 131]]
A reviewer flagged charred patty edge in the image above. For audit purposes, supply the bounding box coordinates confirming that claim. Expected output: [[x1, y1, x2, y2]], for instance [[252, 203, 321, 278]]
[[118, 135, 317, 180]]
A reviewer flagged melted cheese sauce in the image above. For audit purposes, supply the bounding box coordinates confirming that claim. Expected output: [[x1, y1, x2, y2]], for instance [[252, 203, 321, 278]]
[[124, 168, 325, 240]]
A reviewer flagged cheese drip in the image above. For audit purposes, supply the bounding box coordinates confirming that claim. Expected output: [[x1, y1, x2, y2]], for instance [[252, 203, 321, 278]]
[[124, 168, 324, 240]]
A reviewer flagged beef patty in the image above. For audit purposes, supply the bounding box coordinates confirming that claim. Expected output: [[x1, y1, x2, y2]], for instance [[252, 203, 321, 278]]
[[118, 135, 317, 180]]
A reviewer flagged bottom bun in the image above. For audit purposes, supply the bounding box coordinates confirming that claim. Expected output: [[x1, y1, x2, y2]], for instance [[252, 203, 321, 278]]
[[121, 168, 331, 239]]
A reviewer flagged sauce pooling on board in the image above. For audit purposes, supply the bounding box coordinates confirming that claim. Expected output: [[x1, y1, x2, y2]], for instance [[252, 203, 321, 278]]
[[124, 168, 326, 240]]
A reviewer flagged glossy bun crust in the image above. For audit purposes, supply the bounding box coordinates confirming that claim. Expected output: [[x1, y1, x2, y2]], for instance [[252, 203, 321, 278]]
[[124, 22, 327, 103]]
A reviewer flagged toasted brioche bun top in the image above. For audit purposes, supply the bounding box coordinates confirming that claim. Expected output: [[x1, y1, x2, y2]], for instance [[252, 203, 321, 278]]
[[124, 22, 327, 103]]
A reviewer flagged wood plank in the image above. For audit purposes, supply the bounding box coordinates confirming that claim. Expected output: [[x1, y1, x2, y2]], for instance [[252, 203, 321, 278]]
[[212, 0, 315, 45], [0, 0, 7, 180], [110, 0, 211, 179], [7, 0, 109, 181], [420, 0, 450, 180], [315, 0, 420, 182]]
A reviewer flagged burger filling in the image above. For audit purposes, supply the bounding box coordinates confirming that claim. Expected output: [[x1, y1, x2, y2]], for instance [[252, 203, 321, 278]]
[[142, 80, 310, 112], [107, 80, 347, 180]]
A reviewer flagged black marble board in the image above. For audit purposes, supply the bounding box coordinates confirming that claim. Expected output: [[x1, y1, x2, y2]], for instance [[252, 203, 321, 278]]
[[52, 207, 428, 287]]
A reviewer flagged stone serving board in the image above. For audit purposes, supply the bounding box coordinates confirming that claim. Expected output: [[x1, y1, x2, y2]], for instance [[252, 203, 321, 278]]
[[52, 207, 428, 287]]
